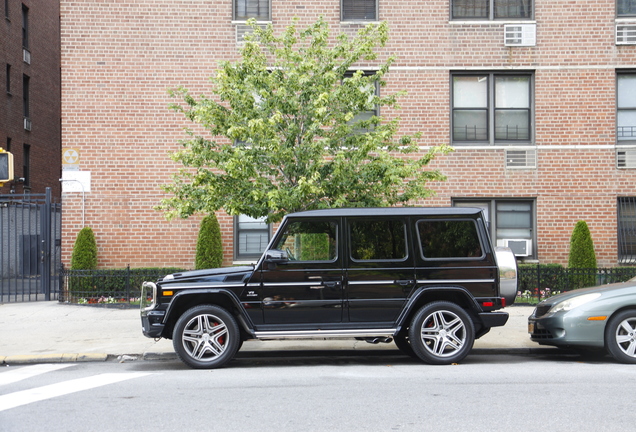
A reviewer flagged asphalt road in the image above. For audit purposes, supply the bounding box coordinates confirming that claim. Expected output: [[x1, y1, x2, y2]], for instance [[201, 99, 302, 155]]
[[1, 351, 634, 432]]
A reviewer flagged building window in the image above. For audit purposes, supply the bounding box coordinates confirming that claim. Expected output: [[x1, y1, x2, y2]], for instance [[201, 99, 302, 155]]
[[618, 72, 636, 143], [6, 137, 11, 152], [23, 144, 30, 186], [21, 4, 28, 49], [453, 199, 535, 258], [452, 72, 532, 144], [234, 0, 270, 21], [4, 0, 8, 19], [22, 74, 29, 118], [344, 71, 379, 133], [5, 64, 10, 94], [618, 0, 636, 16], [452, 0, 533, 20], [618, 198, 636, 264], [342, 0, 378, 21], [235, 215, 270, 260]]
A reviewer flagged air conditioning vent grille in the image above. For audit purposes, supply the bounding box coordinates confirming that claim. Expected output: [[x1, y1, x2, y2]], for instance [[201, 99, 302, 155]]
[[505, 149, 536, 169], [617, 148, 636, 168], [23, 117, 31, 131], [235, 23, 268, 44], [504, 24, 536, 47], [23, 49, 31, 65]]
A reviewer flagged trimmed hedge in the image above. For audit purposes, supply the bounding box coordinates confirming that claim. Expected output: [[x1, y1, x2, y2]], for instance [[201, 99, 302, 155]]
[[195, 214, 223, 270]]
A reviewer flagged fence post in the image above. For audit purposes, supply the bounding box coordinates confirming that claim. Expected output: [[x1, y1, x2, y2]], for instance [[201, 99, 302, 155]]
[[536, 264, 541, 302], [126, 265, 131, 304]]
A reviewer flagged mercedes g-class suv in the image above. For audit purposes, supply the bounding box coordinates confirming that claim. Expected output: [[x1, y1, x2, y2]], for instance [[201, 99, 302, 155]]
[[141, 207, 518, 368]]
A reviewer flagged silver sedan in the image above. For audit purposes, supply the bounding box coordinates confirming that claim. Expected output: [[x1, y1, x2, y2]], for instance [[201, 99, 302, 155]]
[[528, 277, 636, 363]]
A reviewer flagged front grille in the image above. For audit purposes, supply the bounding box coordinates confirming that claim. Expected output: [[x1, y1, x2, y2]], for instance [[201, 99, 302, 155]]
[[530, 328, 554, 339]]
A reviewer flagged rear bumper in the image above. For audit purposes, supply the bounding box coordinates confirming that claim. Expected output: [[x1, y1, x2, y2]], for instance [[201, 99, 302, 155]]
[[478, 311, 509, 328]]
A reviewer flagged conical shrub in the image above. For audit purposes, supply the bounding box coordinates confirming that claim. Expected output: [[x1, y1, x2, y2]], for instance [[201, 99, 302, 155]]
[[195, 214, 223, 269], [568, 220, 597, 289]]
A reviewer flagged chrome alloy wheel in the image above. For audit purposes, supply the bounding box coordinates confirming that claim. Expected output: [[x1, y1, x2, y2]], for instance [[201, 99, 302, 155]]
[[181, 313, 229, 361], [614, 317, 636, 359], [419, 309, 467, 358]]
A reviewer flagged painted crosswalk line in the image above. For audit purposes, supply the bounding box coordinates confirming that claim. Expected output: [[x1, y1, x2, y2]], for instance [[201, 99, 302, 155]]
[[0, 364, 76, 386], [0, 372, 152, 412]]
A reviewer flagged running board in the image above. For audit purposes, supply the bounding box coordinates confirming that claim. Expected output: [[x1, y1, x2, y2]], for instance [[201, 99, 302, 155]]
[[254, 328, 397, 340]]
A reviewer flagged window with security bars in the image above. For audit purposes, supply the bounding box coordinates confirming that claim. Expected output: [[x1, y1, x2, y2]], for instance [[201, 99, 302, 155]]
[[452, 0, 532, 19], [452, 72, 532, 144], [618, 0, 636, 16], [618, 73, 636, 142], [618, 198, 636, 264], [342, 0, 377, 21], [234, 0, 270, 21]]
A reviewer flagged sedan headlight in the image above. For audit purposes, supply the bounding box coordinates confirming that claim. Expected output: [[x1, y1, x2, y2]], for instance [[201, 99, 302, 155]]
[[549, 293, 601, 314]]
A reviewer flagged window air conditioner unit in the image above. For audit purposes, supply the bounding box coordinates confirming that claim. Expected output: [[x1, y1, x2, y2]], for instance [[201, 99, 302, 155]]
[[501, 239, 532, 257], [617, 23, 636, 45], [23, 48, 31, 64], [617, 148, 636, 168], [504, 24, 536, 47], [23, 117, 31, 131], [505, 149, 537, 169], [235, 22, 268, 44]]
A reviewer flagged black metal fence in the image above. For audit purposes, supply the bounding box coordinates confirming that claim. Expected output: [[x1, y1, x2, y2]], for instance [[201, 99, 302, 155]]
[[59, 266, 185, 306], [517, 265, 636, 303], [59, 264, 636, 306]]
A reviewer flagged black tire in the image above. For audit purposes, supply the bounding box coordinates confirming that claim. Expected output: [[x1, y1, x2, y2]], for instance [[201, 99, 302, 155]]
[[393, 333, 417, 358], [605, 309, 636, 364], [173, 305, 240, 369], [408, 301, 475, 365]]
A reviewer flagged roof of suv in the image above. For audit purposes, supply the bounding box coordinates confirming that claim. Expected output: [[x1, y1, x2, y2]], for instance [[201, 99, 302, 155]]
[[286, 207, 484, 218]]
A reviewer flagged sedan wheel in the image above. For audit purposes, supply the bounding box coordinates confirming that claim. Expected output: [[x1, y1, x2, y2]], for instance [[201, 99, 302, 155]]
[[605, 310, 636, 364], [173, 305, 240, 369], [408, 301, 475, 365]]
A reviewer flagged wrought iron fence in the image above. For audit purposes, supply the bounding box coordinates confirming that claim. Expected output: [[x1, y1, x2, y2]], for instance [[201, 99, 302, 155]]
[[60, 266, 185, 306], [59, 264, 636, 306], [517, 265, 636, 303]]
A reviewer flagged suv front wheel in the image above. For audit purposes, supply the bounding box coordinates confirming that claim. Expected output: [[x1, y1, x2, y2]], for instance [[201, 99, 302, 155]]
[[408, 301, 475, 365], [173, 305, 241, 369]]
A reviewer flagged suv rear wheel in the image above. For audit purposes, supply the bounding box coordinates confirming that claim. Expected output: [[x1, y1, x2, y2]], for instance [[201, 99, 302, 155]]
[[408, 301, 475, 365], [173, 305, 240, 369]]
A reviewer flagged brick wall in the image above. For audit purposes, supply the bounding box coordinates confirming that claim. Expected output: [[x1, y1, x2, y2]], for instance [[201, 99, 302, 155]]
[[1, 0, 61, 196], [59, 0, 636, 269]]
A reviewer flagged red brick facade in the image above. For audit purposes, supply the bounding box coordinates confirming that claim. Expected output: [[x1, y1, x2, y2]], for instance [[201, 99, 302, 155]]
[[59, 0, 636, 269], [1, 0, 61, 196]]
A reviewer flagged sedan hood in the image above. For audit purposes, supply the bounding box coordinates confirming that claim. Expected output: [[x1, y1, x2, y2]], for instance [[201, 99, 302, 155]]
[[538, 280, 636, 307]]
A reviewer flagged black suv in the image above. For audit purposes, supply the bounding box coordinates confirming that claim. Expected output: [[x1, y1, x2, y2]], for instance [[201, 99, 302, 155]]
[[141, 207, 518, 368]]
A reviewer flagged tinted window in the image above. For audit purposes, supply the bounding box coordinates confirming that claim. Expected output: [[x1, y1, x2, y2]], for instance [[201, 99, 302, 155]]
[[418, 220, 483, 258], [274, 220, 337, 261], [349, 219, 407, 261]]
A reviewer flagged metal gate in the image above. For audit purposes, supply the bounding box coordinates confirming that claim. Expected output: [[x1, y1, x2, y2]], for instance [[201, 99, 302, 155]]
[[0, 188, 62, 302]]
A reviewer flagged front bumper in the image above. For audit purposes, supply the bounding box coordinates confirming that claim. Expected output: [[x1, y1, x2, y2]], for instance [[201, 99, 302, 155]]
[[528, 311, 606, 348], [141, 309, 166, 338]]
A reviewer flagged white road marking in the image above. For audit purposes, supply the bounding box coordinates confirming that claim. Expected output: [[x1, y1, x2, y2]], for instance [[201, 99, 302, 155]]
[[0, 372, 152, 412], [0, 364, 76, 386]]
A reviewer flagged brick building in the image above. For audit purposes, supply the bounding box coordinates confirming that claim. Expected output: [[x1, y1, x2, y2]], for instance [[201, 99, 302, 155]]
[[1, 0, 61, 196], [58, 0, 636, 269]]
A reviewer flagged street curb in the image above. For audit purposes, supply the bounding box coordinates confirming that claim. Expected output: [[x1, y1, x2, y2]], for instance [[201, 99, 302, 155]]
[[0, 353, 108, 365], [0, 348, 565, 366]]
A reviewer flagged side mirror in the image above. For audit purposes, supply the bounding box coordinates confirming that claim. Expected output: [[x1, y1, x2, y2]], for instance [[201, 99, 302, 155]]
[[264, 249, 289, 264]]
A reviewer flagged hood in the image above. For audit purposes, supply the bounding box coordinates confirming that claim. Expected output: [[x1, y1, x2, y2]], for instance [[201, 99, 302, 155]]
[[160, 265, 254, 284], [538, 280, 636, 306]]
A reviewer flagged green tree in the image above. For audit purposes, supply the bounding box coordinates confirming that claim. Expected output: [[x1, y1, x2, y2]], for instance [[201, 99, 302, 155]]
[[69, 227, 98, 298], [195, 214, 223, 269], [568, 220, 597, 288], [159, 17, 450, 223]]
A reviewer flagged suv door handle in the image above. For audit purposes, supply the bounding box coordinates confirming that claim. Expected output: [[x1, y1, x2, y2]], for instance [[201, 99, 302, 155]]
[[395, 280, 414, 286], [323, 281, 341, 288]]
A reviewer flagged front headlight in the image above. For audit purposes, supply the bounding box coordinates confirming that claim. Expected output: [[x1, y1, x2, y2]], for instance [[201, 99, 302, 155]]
[[549, 293, 601, 314]]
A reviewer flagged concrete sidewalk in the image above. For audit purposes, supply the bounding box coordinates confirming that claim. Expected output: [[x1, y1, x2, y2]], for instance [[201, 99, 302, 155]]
[[0, 301, 545, 365]]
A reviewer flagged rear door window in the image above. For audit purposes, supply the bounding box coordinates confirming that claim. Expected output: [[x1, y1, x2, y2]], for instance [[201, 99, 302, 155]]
[[417, 219, 484, 259]]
